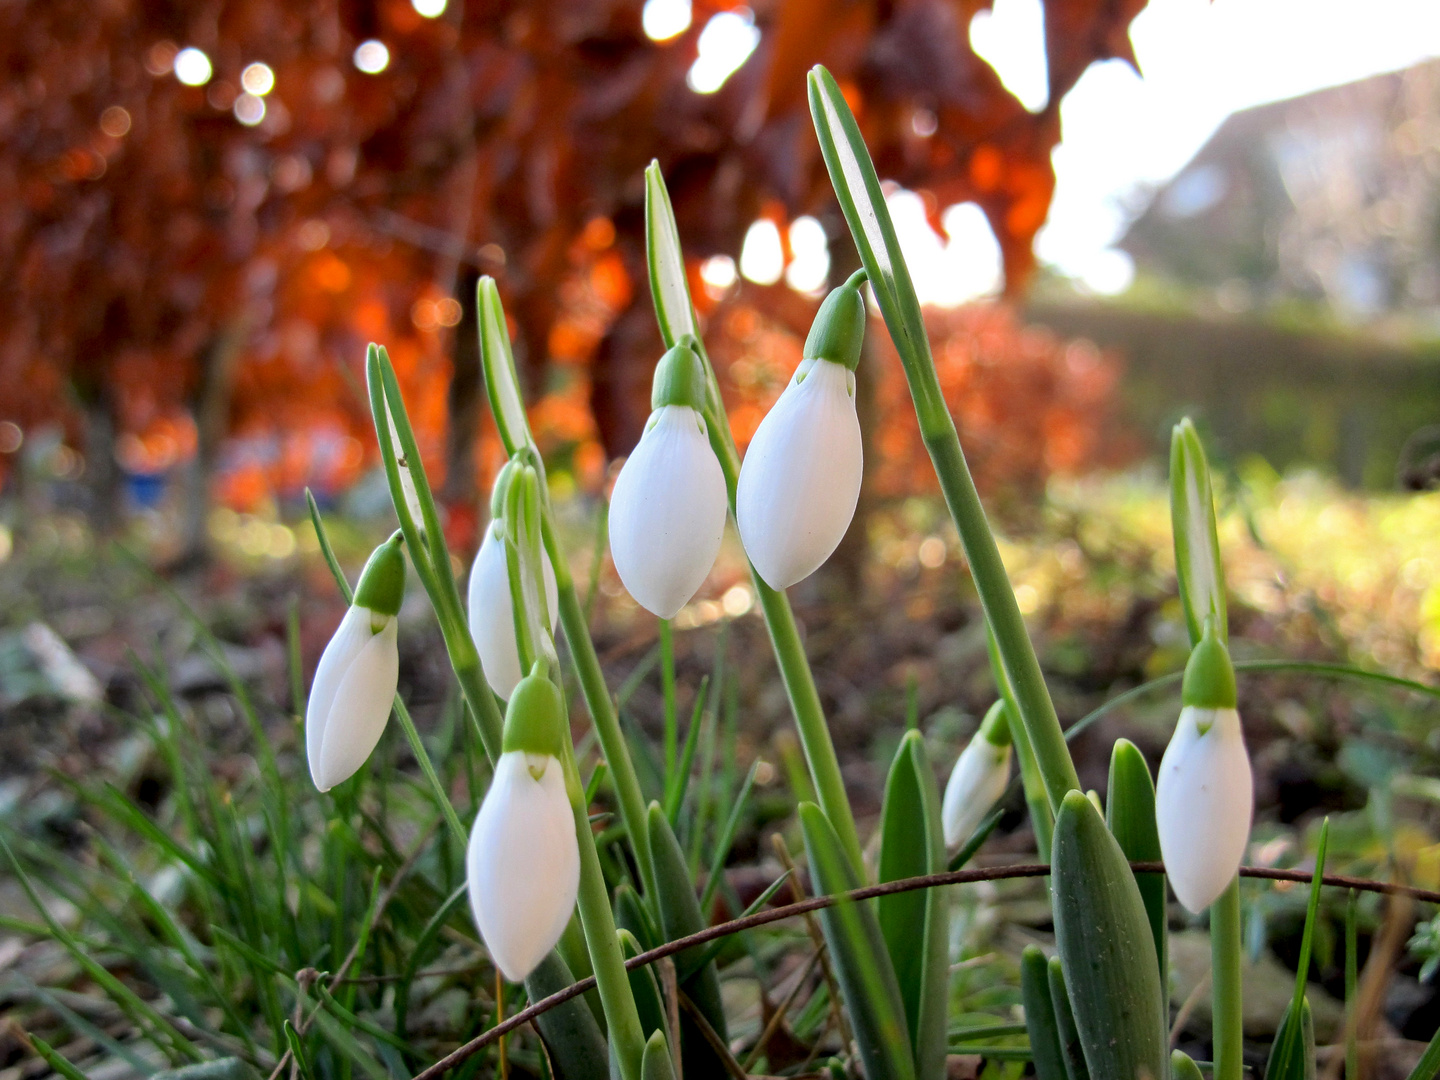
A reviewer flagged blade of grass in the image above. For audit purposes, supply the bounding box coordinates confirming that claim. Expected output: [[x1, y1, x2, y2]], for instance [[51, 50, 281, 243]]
[[697, 760, 760, 915]]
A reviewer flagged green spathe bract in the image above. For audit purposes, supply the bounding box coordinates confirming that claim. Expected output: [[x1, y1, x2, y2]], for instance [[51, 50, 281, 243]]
[[352, 533, 405, 617], [1182, 620, 1238, 709], [650, 342, 708, 411], [803, 269, 868, 370], [1050, 790, 1167, 1080], [501, 666, 568, 760]]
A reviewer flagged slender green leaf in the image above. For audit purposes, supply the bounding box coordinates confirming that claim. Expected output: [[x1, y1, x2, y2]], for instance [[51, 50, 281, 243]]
[[665, 676, 709, 825], [1408, 1021, 1440, 1080], [24, 1033, 92, 1080], [679, 868, 793, 980], [1264, 819, 1329, 1080], [1020, 946, 1069, 1080], [641, 1030, 678, 1080], [647, 804, 727, 1042], [876, 730, 949, 1080], [799, 802, 916, 1080], [1050, 791, 1167, 1080], [619, 929, 669, 1038], [1105, 739, 1167, 993], [1170, 418, 1227, 646], [1047, 957, 1090, 1080], [697, 759, 759, 915], [283, 1021, 316, 1080]]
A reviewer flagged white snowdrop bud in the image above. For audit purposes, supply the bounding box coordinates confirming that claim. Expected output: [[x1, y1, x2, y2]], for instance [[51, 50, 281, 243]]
[[1156, 625, 1253, 913], [608, 344, 728, 619], [942, 700, 1014, 848], [468, 524, 559, 700], [467, 670, 579, 982], [306, 535, 405, 792], [736, 272, 866, 590]]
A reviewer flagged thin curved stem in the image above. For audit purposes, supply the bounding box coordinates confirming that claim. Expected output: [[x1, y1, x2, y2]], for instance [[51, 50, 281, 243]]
[[409, 861, 1440, 1080]]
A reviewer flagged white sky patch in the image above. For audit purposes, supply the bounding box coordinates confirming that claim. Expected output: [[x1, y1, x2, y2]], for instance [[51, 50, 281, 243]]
[[786, 216, 830, 294], [643, 0, 692, 42], [969, 0, 1049, 113], [1035, 0, 1440, 286], [887, 194, 1002, 306], [687, 9, 759, 94], [740, 219, 783, 285]]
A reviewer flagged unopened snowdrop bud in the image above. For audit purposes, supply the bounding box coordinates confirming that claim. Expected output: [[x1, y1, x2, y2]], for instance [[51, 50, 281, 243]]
[[468, 463, 559, 699], [942, 700, 1014, 848], [1156, 623, 1252, 913], [467, 667, 580, 982], [608, 343, 728, 619], [736, 270, 867, 590], [305, 534, 405, 792]]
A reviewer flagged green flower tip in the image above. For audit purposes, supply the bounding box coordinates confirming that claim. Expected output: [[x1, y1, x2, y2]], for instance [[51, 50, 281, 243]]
[[803, 270, 868, 370], [353, 532, 405, 616], [1182, 619, 1237, 709], [650, 342, 707, 411], [501, 666, 567, 758], [978, 699, 1014, 747]]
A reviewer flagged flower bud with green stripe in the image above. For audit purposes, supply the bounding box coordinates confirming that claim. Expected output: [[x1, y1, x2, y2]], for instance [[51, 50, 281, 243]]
[[942, 699, 1014, 848], [1156, 621, 1253, 913], [468, 458, 559, 699], [305, 533, 405, 792], [467, 665, 580, 982], [608, 342, 728, 618], [737, 270, 866, 590]]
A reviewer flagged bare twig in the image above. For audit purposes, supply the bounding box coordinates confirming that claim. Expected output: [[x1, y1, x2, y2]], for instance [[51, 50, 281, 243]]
[[408, 860, 1440, 1080], [678, 990, 749, 1080], [743, 949, 822, 1072]]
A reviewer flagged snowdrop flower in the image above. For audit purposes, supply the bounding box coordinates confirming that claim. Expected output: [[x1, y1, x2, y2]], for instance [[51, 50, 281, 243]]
[[942, 700, 1014, 848], [468, 466, 559, 699], [1156, 624, 1252, 913], [737, 270, 867, 590], [608, 343, 728, 618], [468, 666, 579, 982], [306, 534, 405, 792]]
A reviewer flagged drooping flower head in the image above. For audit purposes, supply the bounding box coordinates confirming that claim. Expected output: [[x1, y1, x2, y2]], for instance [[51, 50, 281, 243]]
[[467, 665, 580, 982], [737, 270, 867, 590], [468, 458, 560, 700], [1155, 622, 1252, 913], [608, 342, 728, 618], [305, 533, 405, 792], [942, 699, 1014, 848]]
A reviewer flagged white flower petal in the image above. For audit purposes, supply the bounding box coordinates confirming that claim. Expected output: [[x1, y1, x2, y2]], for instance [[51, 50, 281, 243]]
[[608, 405, 728, 619], [941, 737, 1012, 848], [736, 358, 862, 590], [467, 751, 580, 982], [306, 606, 373, 784], [314, 616, 399, 792], [1155, 705, 1253, 913], [468, 526, 560, 699]]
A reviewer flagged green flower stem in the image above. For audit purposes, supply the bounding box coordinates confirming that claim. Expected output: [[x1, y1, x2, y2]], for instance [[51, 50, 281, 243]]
[[562, 748, 647, 1080], [696, 385, 865, 876], [805, 68, 1078, 812], [366, 347, 506, 764], [1210, 878, 1244, 1080], [544, 517, 659, 900], [925, 436, 1079, 809]]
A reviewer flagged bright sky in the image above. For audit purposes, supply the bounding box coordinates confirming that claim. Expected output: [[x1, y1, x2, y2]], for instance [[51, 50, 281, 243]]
[[646, 0, 1440, 302]]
